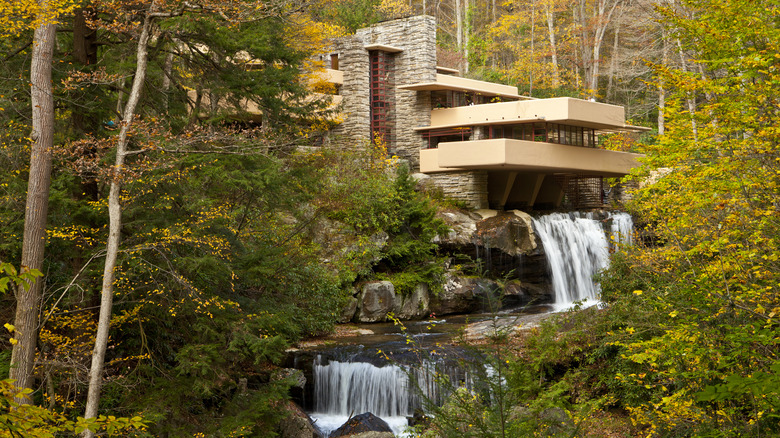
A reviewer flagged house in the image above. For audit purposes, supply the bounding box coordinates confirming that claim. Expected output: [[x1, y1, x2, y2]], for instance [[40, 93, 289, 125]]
[[321, 15, 646, 210]]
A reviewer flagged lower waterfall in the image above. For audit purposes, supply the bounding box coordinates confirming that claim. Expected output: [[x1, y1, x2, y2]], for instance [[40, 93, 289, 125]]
[[532, 211, 633, 309], [310, 355, 464, 436]]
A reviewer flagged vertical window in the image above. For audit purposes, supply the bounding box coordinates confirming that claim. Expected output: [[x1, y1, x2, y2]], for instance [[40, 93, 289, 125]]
[[330, 54, 339, 70], [369, 50, 393, 146]]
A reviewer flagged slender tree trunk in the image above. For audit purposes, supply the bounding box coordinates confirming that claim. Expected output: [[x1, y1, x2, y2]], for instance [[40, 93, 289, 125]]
[[545, 1, 559, 88], [676, 37, 697, 141], [658, 28, 668, 135], [530, 0, 535, 95], [463, 0, 470, 74], [10, 15, 57, 405], [162, 51, 174, 110], [82, 13, 154, 438], [456, 0, 463, 61], [575, 0, 589, 95], [606, 13, 621, 100]]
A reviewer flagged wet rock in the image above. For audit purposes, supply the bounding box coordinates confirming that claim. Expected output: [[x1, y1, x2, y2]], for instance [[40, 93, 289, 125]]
[[475, 212, 536, 256], [278, 401, 322, 438], [336, 433, 394, 438], [431, 275, 501, 315], [396, 283, 430, 320], [338, 296, 358, 323], [502, 280, 553, 309], [329, 412, 393, 437], [434, 209, 483, 247], [462, 312, 553, 342], [356, 282, 397, 323], [273, 368, 306, 388]]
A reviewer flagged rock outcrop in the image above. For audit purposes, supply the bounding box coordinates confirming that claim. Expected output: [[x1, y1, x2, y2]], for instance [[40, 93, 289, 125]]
[[329, 413, 393, 437], [431, 275, 500, 315], [395, 283, 430, 320], [356, 281, 397, 323], [340, 209, 557, 323], [278, 401, 321, 438], [435, 209, 551, 292]]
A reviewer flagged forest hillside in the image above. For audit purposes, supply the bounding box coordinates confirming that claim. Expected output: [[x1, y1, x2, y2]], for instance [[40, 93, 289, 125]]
[[1, 0, 778, 436]]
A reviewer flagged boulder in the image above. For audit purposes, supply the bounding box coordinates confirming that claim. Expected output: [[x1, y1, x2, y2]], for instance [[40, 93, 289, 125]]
[[396, 283, 430, 320], [329, 413, 393, 437], [502, 280, 552, 309], [338, 296, 358, 323], [462, 312, 553, 342], [356, 282, 398, 323], [278, 401, 322, 438], [434, 209, 482, 247], [475, 212, 536, 256], [431, 275, 501, 315], [272, 368, 306, 389]]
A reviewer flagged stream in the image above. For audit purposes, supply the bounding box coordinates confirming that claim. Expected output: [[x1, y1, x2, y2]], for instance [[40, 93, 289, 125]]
[[290, 211, 633, 436]]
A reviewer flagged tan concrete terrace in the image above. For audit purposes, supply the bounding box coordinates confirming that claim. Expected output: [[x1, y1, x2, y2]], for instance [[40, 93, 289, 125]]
[[420, 97, 646, 132], [399, 73, 525, 100], [420, 139, 643, 177]]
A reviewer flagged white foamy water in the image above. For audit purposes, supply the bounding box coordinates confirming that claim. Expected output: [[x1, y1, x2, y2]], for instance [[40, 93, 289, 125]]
[[310, 357, 465, 437], [533, 212, 633, 311]]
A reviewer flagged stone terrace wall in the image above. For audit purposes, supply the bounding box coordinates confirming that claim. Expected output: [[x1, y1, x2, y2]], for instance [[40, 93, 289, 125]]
[[428, 171, 489, 209], [329, 37, 371, 147]]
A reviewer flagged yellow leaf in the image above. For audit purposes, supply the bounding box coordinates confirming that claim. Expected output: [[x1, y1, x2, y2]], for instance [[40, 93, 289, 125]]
[[3, 323, 13, 333], [9, 338, 17, 345]]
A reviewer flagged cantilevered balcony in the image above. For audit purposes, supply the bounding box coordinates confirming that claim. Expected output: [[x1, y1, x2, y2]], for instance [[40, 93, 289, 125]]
[[399, 73, 525, 101], [420, 139, 642, 177], [417, 97, 646, 177]]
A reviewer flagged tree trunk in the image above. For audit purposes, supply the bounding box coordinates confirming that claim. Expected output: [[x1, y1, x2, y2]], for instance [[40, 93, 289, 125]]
[[577, 0, 623, 99], [73, 8, 97, 66], [10, 16, 57, 405], [658, 27, 668, 135], [545, 2, 560, 89], [463, 0, 470, 74], [606, 13, 621, 100], [456, 0, 463, 62], [676, 37, 697, 141], [162, 51, 174, 110], [82, 13, 154, 438], [530, 0, 535, 95]]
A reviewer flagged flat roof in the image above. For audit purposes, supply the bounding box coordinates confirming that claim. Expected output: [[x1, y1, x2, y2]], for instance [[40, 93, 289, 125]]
[[417, 98, 649, 132], [436, 66, 460, 75], [399, 74, 527, 100], [363, 44, 404, 53]]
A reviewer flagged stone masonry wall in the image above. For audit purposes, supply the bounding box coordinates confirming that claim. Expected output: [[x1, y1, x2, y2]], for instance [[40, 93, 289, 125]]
[[329, 37, 371, 146], [330, 16, 436, 168], [355, 16, 437, 169], [428, 171, 489, 209], [327, 16, 489, 209]]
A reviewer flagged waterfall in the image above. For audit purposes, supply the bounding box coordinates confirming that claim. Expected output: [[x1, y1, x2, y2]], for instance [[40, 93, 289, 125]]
[[310, 356, 469, 436], [314, 360, 412, 417], [609, 212, 634, 246], [532, 212, 633, 309]]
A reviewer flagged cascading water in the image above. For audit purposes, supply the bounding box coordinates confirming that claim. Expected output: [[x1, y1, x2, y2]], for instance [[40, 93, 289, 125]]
[[314, 360, 411, 418], [609, 212, 634, 246], [309, 355, 467, 436], [532, 211, 633, 310]]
